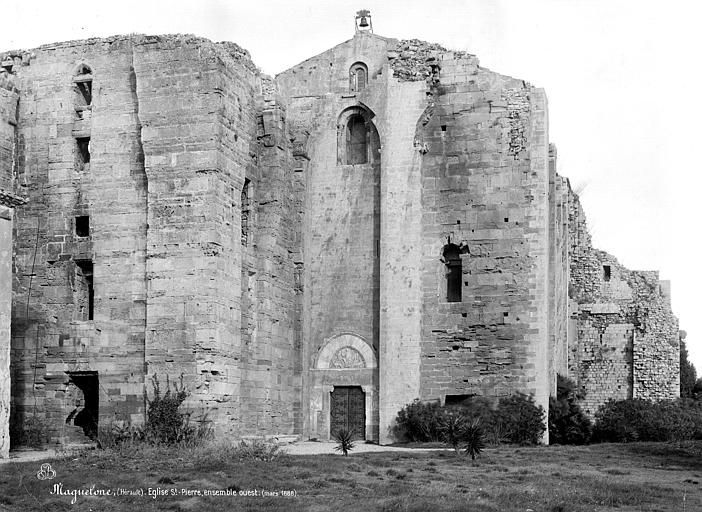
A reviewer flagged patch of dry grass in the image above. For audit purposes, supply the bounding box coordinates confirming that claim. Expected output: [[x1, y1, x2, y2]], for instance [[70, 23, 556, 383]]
[[0, 441, 700, 511]]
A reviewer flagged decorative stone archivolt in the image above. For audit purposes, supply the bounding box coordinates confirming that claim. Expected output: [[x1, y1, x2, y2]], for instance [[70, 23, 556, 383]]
[[316, 333, 377, 369], [330, 347, 365, 369]]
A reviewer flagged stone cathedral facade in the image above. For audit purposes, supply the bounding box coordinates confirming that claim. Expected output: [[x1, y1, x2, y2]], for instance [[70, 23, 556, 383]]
[[0, 21, 679, 454]]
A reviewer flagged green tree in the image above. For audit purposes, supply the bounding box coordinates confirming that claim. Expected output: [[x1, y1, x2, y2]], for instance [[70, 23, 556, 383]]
[[680, 331, 697, 398]]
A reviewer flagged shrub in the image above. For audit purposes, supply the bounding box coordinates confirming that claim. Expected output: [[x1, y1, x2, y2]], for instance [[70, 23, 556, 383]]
[[549, 376, 592, 445], [439, 412, 468, 455], [97, 422, 145, 449], [394, 393, 545, 446], [463, 418, 485, 460], [236, 439, 283, 461], [145, 374, 211, 446], [495, 392, 546, 445], [447, 396, 502, 445], [393, 399, 444, 442], [333, 428, 356, 456], [593, 398, 702, 443]]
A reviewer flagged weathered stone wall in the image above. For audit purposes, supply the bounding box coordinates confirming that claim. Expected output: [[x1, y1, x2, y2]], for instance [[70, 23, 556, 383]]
[[413, 42, 552, 424], [0, 73, 18, 192], [3, 29, 681, 448], [548, 145, 570, 390], [10, 37, 150, 442], [8, 34, 301, 442], [568, 190, 679, 415], [134, 35, 253, 436], [238, 80, 301, 437], [0, 71, 19, 457], [276, 32, 391, 441], [0, 209, 12, 457]]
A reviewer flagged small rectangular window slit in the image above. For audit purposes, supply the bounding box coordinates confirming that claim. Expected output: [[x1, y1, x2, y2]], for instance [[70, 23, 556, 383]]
[[603, 265, 611, 282], [75, 216, 90, 237], [77, 137, 90, 164], [75, 259, 94, 320]]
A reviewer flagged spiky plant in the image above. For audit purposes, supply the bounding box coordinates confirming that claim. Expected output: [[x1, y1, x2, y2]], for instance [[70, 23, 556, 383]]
[[332, 428, 356, 456], [464, 418, 485, 460], [439, 413, 468, 456]]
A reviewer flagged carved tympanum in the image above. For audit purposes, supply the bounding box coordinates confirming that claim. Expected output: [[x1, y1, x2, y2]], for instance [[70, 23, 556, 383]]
[[329, 347, 365, 369]]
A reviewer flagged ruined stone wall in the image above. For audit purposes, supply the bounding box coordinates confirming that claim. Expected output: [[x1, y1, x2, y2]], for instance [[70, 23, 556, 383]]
[[413, 43, 552, 418], [237, 79, 301, 437], [134, 35, 252, 436], [0, 73, 18, 191], [548, 145, 570, 389], [9, 34, 302, 441], [0, 72, 20, 457], [0, 212, 12, 457], [10, 38, 150, 442], [568, 190, 679, 416]]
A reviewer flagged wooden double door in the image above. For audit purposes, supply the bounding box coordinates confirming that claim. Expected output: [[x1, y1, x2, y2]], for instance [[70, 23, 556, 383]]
[[330, 386, 366, 440]]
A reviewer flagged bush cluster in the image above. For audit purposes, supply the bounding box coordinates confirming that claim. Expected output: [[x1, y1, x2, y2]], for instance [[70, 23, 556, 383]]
[[145, 375, 212, 446], [393, 399, 444, 442], [593, 398, 702, 443], [394, 392, 545, 446], [97, 374, 211, 449], [549, 375, 592, 445], [145, 374, 191, 444]]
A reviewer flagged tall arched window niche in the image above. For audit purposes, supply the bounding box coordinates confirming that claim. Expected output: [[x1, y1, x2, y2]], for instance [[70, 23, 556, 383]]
[[349, 62, 368, 92], [337, 106, 380, 166], [442, 243, 467, 303]]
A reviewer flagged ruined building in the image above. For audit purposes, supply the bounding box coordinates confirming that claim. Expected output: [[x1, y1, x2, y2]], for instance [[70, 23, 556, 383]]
[[0, 17, 679, 453]]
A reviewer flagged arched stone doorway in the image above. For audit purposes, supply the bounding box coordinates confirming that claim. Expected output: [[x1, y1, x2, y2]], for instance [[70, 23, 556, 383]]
[[309, 333, 379, 441]]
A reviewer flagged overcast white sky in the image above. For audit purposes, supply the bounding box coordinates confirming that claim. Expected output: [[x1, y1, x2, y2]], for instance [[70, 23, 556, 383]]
[[3, 0, 701, 372]]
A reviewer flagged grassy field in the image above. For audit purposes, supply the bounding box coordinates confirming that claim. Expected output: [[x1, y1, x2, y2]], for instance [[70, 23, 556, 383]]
[[0, 441, 700, 511]]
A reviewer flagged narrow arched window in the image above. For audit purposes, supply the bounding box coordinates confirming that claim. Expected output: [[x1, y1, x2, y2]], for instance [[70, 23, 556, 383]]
[[444, 244, 462, 302], [74, 64, 93, 108], [346, 115, 368, 164], [241, 179, 251, 246], [349, 62, 368, 92]]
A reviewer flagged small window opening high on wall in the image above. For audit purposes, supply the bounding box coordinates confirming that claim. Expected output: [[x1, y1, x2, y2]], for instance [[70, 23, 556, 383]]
[[75, 216, 90, 237], [75, 259, 94, 320], [74, 64, 93, 107], [349, 62, 368, 92], [77, 137, 90, 166], [443, 244, 463, 302], [603, 265, 611, 282]]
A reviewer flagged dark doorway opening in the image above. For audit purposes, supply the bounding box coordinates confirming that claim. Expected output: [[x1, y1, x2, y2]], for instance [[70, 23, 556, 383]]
[[330, 386, 366, 440], [65, 371, 99, 439], [444, 394, 476, 406]]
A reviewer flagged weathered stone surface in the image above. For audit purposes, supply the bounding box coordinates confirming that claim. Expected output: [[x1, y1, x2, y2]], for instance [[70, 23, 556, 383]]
[[0, 71, 21, 458], [0, 28, 679, 450], [567, 193, 679, 416]]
